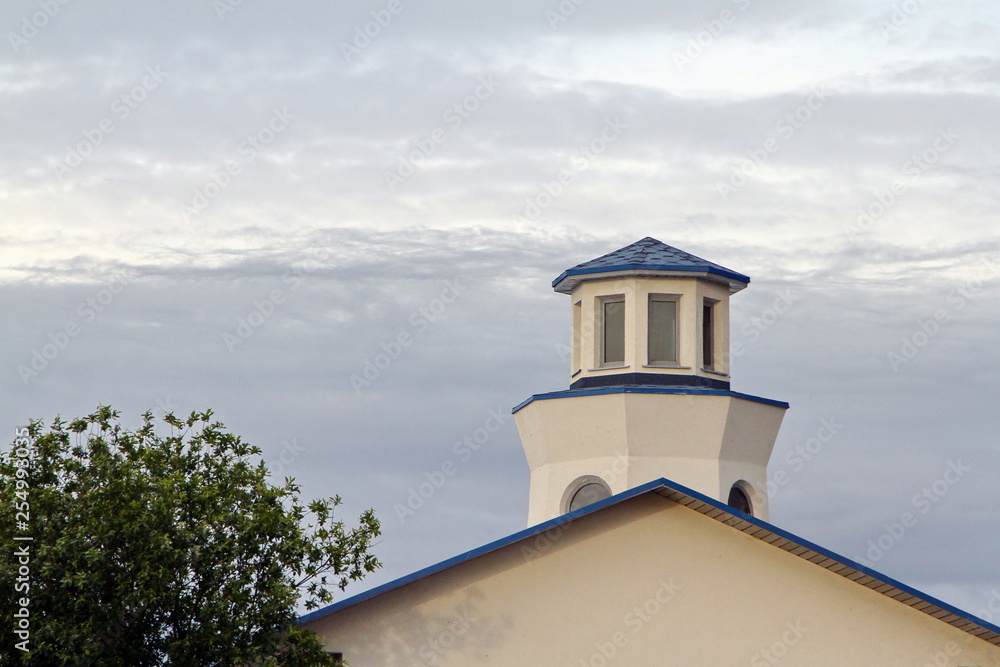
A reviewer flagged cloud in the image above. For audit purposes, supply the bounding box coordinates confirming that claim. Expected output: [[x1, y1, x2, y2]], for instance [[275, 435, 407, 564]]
[[2, 0, 1000, 618]]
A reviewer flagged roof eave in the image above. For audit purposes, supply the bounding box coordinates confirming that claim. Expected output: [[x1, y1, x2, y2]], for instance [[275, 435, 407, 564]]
[[552, 265, 750, 294], [512, 386, 790, 414], [298, 478, 1000, 648]]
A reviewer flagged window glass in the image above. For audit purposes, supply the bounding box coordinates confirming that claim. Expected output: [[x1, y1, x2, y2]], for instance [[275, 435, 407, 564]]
[[702, 300, 714, 369], [572, 300, 582, 373], [569, 482, 611, 512], [648, 297, 677, 364], [727, 485, 752, 516], [602, 299, 625, 365]]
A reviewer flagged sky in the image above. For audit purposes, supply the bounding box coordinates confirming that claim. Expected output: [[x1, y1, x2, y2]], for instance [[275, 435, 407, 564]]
[[2, 0, 1000, 622]]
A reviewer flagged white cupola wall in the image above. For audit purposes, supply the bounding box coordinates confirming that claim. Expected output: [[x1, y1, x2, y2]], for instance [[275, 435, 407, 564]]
[[514, 237, 788, 525]]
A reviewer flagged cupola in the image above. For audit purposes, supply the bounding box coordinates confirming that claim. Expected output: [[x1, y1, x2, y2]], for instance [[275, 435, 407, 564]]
[[552, 236, 749, 390], [514, 237, 788, 525]]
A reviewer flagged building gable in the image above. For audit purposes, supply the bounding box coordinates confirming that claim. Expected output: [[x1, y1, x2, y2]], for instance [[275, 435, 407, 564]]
[[302, 479, 1000, 665]]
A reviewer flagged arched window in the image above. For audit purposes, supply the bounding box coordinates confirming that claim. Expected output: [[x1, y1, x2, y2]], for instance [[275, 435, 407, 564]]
[[727, 484, 753, 516], [563, 476, 612, 513]]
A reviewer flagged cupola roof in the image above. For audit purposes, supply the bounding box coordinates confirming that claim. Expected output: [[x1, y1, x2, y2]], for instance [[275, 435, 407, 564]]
[[552, 236, 750, 294]]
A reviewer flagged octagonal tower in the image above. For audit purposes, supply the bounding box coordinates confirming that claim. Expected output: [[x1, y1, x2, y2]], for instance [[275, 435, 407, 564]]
[[514, 237, 788, 525]]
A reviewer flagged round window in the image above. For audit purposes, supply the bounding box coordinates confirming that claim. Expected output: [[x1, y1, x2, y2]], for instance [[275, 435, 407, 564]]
[[568, 481, 611, 512]]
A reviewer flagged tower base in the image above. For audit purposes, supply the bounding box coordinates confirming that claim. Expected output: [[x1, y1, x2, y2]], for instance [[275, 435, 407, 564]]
[[514, 386, 788, 526]]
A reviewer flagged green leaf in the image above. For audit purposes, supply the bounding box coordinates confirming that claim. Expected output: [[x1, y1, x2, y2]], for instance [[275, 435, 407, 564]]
[[0, 407, 380, 666]]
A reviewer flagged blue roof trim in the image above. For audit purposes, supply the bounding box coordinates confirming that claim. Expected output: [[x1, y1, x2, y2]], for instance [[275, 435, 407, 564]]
[[511, 386, 790, 414], [298, 476, 1000, 639], [297, 481, 643, 626], [552, 262, 750, 290], [705, 497, 1000, 640], [298, 476, 1000, 641]]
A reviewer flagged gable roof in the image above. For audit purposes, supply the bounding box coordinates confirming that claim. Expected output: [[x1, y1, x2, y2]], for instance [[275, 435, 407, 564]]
[[552, 237, 750, 294], [298, 477, 1000, 646]]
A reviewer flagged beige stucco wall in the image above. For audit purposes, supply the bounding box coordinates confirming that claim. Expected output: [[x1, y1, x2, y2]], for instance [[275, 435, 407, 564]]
[[569, 275, 731, 381], [516, 391, 785, 524], [306, 494, 1000, 666]]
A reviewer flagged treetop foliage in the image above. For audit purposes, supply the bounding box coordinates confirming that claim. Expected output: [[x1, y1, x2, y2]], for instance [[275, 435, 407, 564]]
[[0, 407, 380, 666]]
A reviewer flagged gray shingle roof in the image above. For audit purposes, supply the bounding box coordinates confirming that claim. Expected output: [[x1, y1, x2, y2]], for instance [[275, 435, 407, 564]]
[[552, 237, 750, 293]]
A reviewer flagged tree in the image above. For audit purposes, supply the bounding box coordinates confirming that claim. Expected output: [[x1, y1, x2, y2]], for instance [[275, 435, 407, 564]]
[[0, 407, 380, 666]]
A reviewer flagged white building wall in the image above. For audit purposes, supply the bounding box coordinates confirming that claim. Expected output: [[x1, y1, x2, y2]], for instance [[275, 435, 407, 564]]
[[569, 276, 732, 381], [306, 494, 1000, 666], [516, 391, 783, 524]]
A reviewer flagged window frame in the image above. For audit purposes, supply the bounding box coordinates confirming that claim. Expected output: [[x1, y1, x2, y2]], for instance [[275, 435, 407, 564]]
[[702, 297, 718, 371], [562, 475, 613, 514], [598, 295, 626, 368], [647, 293, 681, 367], [572, 299, 582, 376], [727, 482, 754, 517]]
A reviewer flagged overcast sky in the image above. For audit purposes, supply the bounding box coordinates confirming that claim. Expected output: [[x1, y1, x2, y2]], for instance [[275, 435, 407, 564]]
[[2, 0, 999, 621]]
